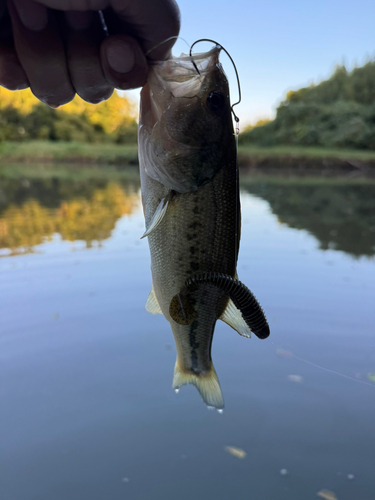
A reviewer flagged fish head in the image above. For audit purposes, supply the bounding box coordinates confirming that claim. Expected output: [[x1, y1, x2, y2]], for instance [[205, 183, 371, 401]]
[[139, 47, 236, 193]]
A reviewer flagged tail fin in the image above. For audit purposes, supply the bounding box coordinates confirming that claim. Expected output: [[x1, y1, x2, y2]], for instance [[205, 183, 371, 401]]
[[172, 361, 224, 409]]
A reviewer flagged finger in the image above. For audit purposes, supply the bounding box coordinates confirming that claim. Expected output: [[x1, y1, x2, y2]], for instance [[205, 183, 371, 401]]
[[0, 4, 28, 89], [100, 34, 148, 91], [109, 0, 181, 61], [10, 0, 48, 31], [8, 0, 75, 107], [64, 11, 113, 103], [20, 0, 109, 10], [34, 0, 181, 60], [0, 44, 29, 89]]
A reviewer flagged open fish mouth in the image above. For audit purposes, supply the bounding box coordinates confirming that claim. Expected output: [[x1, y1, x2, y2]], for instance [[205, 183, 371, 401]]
[[140, 46, 223, 136]]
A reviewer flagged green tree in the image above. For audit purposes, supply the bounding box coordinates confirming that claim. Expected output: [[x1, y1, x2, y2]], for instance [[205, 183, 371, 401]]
[[240, 60, 375, 150]]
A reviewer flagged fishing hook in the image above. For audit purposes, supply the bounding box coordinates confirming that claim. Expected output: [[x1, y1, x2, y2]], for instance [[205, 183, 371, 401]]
[[189, 39, 242, 124]]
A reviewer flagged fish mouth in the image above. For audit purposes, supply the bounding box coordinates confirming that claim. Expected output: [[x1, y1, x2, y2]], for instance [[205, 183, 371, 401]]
[[149, 46, 221, 89], [141, 46, 222, 131]]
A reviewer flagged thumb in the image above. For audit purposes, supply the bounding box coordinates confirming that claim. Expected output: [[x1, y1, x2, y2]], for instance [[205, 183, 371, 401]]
[[100, 34, 148, 90]]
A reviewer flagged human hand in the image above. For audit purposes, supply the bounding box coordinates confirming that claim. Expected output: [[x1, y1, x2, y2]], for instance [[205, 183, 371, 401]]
[[0, 0, 180, 107]]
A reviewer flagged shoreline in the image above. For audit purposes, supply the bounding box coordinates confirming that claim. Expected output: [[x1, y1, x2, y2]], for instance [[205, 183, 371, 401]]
[[1, 141, 375, 177]]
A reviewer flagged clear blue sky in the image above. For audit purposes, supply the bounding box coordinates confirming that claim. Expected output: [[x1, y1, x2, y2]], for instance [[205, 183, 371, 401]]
[[128, 0, 375, 127]]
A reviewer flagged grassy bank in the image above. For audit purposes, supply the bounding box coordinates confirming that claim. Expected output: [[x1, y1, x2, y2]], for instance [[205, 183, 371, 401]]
[[1, 141, 375, 174], [0, 141, 138, 165], [238, 145, 375, 161], [0, 163, 141, 181]]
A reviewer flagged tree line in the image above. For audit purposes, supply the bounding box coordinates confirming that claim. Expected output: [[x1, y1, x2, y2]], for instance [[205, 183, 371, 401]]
[[240, 60, 375, 150], [0, 87, 138, 144], [1, 60, 374, 149]]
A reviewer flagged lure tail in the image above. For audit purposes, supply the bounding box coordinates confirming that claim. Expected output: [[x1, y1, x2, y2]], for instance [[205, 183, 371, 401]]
[[172, 361, 224, 409]]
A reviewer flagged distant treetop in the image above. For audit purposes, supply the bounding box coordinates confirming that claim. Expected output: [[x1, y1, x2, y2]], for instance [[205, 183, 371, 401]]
[[240, 60, 375, 150], [284, 61, 375, 106]]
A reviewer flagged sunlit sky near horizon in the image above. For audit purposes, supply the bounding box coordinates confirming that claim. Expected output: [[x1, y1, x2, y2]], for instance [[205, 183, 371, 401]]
[[127, 0, 375, 127]]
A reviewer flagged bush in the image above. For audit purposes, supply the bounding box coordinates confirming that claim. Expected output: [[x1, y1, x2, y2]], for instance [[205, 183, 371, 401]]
[[0, 88, 138, 144], [240, 60, 375, 150]]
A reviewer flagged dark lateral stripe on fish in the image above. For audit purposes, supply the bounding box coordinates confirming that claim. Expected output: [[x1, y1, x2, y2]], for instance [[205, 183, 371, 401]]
[[185, 273, 270, 339], [188, 320, 200, 371]]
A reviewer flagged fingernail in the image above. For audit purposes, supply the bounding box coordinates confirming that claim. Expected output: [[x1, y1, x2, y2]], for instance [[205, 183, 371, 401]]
[[106, 41, 135, 74], [13, 0, 48, 31], [44, 101, 59, 109]]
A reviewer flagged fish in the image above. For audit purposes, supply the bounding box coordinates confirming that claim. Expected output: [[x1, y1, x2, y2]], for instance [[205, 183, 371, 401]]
[[138, 46, 269, 409]]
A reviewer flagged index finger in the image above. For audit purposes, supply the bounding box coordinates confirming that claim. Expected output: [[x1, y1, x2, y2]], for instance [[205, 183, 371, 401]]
[[109, 0, 180, 60]]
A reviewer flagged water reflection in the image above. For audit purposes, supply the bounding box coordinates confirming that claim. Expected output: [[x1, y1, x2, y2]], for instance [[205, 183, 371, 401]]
[[0, 180, 139, 255], [1, 175, 375, 258], [2, 171, 375, 500], [241, 179, 375, 257]]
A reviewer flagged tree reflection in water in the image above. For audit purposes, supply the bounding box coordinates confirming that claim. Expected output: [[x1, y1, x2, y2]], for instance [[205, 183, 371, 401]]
[[241, 179, 375, 258], [1, 175, 375, 258], [0, 180, 139, 255]]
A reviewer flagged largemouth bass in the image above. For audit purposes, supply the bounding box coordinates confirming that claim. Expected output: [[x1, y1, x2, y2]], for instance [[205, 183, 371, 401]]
[[138, 46, 269, 409]]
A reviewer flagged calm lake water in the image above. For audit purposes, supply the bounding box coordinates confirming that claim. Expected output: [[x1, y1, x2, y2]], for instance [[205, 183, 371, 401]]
[[1, 172, 375, 500]]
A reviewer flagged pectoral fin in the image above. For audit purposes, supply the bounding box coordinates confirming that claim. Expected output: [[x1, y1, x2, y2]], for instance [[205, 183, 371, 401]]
[[141, 195, 170, 239], [169, 292, 195, 325], [219, 298, 252, 338], [145, 286, 162, 315]]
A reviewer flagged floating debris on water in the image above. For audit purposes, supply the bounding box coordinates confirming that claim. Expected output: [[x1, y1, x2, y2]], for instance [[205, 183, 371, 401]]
[[225, 446, 246, 459], [317, 489, 338, 500], [280, 469, 288, 476], [288, 374, 303, 383], [347, 474, 355, 480]]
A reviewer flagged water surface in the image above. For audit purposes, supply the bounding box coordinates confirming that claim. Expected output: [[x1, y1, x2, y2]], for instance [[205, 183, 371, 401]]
[[1, 173, 374, 500]]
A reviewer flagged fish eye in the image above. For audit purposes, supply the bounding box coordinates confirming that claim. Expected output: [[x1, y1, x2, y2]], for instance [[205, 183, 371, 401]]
[[206, 91, 226, 112]]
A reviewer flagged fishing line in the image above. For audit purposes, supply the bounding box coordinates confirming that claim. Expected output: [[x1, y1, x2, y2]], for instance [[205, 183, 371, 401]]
[[145, 36, 191, 58], [98, 10, 109, 37], [189, 39, 242, 126], [189, 39, 242, 264], [269, 340, 375, 389]]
